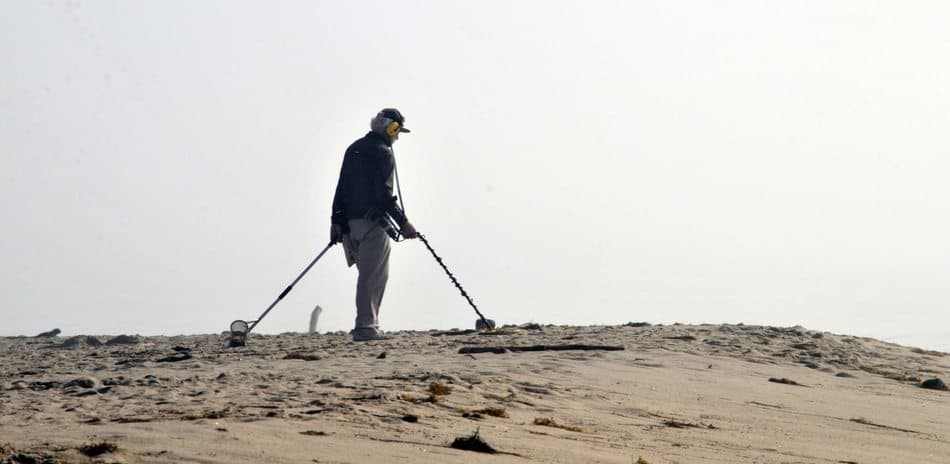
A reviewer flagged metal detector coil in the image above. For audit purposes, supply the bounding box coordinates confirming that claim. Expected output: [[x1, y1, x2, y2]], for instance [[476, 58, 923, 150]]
[[228, 320, 250, 347], [227, 242, 336, 347], [230, 320, 250, 334]]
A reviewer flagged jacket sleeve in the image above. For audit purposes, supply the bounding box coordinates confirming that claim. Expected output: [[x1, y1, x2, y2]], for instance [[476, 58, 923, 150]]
[[374, 150, 408, 227], [330, 151, 350, 227]]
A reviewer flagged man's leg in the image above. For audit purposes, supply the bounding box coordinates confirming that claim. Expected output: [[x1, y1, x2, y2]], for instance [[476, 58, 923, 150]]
[[348, 219, 391, 331]]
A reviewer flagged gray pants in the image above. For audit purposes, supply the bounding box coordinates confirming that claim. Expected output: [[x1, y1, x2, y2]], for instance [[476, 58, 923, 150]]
[[347, 219, 391, 330]]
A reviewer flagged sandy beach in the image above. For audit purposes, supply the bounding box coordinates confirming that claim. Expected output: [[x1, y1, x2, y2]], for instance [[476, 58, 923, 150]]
[[1, 323, 948, 463]]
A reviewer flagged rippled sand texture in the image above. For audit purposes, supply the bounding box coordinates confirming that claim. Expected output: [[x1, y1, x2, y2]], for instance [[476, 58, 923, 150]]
[[1, 323, 948, 463]]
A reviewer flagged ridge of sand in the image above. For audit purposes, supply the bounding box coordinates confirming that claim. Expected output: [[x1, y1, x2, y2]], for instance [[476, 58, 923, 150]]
[[1, 323, 948, 463]]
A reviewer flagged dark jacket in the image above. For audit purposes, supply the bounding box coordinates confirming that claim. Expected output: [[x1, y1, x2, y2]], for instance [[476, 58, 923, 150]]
[[331, 131, 408, 230]]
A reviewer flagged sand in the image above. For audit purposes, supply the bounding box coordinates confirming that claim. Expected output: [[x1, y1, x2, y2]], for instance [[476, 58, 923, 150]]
[[1, 323, 948, 463]]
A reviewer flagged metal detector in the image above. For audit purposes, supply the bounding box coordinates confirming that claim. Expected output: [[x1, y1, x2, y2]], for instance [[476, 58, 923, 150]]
[[388, 155, 494, 330], [416, 232, 495, 331], [228, 241, 336, 347], [381, 214, 495, 332]]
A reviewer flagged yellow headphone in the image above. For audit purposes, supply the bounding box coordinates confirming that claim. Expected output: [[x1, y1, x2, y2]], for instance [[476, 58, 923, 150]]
[[385, 120, 401, 137]]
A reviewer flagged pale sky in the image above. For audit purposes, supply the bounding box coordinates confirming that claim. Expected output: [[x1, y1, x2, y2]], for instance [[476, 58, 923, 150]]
[[2, 1, 948, 351]]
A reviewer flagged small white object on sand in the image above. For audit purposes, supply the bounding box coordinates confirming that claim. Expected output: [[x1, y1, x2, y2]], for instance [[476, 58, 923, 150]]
[[309, 305, 322, 333]]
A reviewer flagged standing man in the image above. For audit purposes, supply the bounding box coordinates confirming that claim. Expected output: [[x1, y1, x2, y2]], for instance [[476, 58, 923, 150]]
[[330, 108, 418, 342]]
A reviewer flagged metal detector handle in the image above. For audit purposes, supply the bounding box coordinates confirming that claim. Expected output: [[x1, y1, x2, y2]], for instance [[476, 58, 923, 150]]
[[246, 241, 336, 334], [379, 214, 404, 242]]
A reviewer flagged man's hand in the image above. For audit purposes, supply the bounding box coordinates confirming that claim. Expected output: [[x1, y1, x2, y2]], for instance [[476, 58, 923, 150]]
[[401, 221, 419, 239], [330, 224, 343, 244]]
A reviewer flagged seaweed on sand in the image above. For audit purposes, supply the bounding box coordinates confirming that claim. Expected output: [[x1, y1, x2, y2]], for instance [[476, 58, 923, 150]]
[[450, 429, 496, 454], [79, 440, 118, 457], [533, 417, 584, 432]]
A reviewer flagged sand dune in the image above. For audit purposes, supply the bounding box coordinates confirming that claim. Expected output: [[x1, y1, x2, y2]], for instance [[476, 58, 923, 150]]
[[1, 323, 948, 463]]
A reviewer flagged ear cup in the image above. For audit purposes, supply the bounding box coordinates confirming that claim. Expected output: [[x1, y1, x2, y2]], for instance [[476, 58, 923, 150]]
[[386, 121, 401, 137]]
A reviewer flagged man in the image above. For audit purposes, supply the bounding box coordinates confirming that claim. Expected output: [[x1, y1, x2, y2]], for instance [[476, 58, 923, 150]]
[[330, 108, 418, 342]]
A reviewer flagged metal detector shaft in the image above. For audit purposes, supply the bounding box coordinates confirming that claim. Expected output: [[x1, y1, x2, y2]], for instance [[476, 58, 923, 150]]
[[417, 233, 493, 329], [247, 241, 336, 333]]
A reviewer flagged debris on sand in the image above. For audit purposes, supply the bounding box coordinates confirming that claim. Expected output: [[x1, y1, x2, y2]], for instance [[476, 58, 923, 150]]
[[850, 417, 921, 434], [35, 328, 61, 338], [79, 439, 118, 457], [477, 407, 509, 418], [533, 417, 584, 432], [429, 381, 452, 396], [458, 344, 624, 354], [625, 322, 651, 328], [7, 451, 52, 463], [284, 352, 323, 361], [663, 419, 700, 429], [155, 352, 193, 363], [919, 378, 948, 391], [664, 335, 697, 341], [402, 394, 439, 404], [450, 430, 496, 454], [181, 408, 231, 421], [461, 407, 509, 420], [769, 377, 808, 387], [429, 329, 478, 337], [105, 335, 140, 346], [63, 377, 97, 389]]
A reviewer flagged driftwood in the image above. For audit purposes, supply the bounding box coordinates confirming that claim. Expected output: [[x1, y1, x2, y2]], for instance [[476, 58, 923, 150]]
[[429, 329, 478, 337], [458, 344, 625, 354], [430, 327, 524, 337], [155, 353, 193, 363], [36, 328, 61, 338], [768, 377, 808, 387]]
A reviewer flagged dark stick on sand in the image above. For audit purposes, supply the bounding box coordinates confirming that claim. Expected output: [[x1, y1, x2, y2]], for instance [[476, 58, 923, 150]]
[[458, 344, 625, 354]]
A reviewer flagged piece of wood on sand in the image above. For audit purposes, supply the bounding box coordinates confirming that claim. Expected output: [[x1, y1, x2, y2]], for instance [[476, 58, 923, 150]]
[[458, 344, 625, 354]]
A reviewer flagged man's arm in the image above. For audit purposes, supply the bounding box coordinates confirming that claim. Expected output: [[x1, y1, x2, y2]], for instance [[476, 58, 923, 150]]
[[330, 151, 351, 243]]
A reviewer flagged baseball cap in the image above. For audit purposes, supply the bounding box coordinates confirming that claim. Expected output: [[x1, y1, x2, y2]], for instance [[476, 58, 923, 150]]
[[378, 108, 411, 133]]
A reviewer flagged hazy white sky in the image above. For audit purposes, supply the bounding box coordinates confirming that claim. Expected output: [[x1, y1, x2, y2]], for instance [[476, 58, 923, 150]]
[[2, 1, 948, 350]]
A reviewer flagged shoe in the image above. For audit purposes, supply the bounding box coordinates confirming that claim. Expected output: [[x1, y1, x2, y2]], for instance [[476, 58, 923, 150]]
[[351, 328, 392, 342]]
